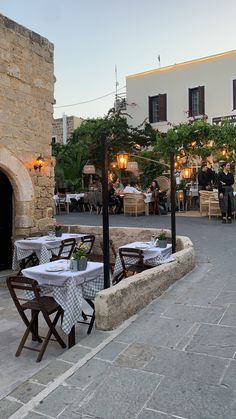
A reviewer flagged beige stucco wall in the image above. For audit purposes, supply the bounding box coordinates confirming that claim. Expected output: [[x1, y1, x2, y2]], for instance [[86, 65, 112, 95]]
[[0, 14, 55, 236], [126, 50, 236, 130]]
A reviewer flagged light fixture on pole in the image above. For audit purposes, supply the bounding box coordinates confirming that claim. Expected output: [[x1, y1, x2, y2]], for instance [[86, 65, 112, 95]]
[[116, 150, 176, 253], [116, 151, 129, 170], [101, 134, 110, 289]]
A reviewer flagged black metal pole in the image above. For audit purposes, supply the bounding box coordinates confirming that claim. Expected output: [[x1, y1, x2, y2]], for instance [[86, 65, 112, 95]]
[[170, 152, 176, 253], [101, 133, 110, 288]]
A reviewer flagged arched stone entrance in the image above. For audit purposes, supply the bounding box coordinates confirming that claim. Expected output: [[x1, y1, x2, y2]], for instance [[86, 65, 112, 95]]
[[0, 148, 35, 269], [0, 170, 12, 269]]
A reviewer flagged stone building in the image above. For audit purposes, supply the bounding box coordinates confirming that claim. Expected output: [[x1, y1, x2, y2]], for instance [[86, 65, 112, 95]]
[[52, 114, 83, 144], [0, 14, 55, 270]]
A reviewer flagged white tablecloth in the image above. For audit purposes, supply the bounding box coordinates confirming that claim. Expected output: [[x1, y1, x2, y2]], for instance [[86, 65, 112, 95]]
[[54, 193, 85, 205], [12, 233, 86, 270], [113, 241, 173, 277], [22, 260, 104, 334]]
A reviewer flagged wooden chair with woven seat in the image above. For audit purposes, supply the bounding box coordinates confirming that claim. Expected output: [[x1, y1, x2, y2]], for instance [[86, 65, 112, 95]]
[[199, 190, 211, 216], [119, 247, 152, 278], [6, 276, 66, 362], [123, 193, 146, 216], [50, 238, 76, 261]]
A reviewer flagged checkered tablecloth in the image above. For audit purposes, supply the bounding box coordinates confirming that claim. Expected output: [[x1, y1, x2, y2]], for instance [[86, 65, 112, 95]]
[[113, 242, 173, 278], [22, 260, 104, 334], [12, 233, 86, 271]]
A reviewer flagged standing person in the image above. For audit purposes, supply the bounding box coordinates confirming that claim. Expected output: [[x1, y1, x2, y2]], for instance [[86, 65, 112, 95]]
[[147, 180, 160, 215], [218, 162, 234, 224], [198, 162, 214, 190]]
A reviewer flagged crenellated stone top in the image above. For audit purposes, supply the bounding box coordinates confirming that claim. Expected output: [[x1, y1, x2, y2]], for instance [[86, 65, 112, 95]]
[[0, 13, 54, 52]]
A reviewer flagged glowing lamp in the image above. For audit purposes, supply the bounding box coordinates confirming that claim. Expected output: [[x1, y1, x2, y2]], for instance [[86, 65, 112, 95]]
[[33, 155, 45, 171], [182, 167, 192, 179], [116, 151, 129, 170]]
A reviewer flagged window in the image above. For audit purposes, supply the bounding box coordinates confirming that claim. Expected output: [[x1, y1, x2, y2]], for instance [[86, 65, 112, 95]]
[[233, 80, 236, 110], [148, 94, 167, 123], [51, 136, 57, 145], [189, 86, 205, 117]]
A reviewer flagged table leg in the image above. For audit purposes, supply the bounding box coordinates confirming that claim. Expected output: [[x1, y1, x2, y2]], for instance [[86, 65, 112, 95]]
[[68, 325, 75, 348]]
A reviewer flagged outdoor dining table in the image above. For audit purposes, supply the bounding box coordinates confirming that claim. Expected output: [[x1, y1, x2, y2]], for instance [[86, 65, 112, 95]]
[[12, 233, 87, 270], [113, 241, 173, 277], [22, 259, 104, 347]]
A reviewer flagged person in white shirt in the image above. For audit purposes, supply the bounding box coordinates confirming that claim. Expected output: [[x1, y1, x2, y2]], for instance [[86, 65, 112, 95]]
[[123, 181, 141, 194]]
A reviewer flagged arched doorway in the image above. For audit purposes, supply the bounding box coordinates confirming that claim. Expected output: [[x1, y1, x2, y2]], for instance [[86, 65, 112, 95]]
[[0, 170, 12, 269]]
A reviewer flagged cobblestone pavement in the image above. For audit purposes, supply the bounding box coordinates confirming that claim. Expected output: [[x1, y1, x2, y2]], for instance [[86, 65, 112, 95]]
[[2, 213, 236, 418]]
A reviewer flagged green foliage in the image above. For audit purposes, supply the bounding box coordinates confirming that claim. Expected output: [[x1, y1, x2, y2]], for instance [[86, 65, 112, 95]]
[[53, 109, 157, 191], [156, 119, 236, 162], [156, 230, 167, 240]]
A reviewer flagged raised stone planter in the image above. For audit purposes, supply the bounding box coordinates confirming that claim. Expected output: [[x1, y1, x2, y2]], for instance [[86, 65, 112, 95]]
[[62, 225, 195, 331]]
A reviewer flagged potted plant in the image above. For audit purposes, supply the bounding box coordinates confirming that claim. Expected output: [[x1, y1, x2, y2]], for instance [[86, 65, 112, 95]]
[[70, 244, 88, 271], [156, 230, 168, 248], [55, 223, 63, 237]]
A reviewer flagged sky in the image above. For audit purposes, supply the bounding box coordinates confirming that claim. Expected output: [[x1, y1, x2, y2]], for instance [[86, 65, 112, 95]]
[[1, 0, 236, 120]]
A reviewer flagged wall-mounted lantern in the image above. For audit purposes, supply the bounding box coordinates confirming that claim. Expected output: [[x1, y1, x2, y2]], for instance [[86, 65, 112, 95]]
[[33, 155, 45, 172]]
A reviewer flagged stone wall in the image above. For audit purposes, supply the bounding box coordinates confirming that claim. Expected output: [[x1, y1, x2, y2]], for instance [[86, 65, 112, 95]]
[[0, 14, 55, 236], [61, 225, 195, 329]]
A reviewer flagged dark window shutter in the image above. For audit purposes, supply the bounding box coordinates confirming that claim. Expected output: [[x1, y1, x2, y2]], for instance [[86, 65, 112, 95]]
[[159, 94, 167, 121], [199, 86, 205, 115], [188, 89, 192, 117], [233, 80, 236, 110], [148, 96, 153, 123]]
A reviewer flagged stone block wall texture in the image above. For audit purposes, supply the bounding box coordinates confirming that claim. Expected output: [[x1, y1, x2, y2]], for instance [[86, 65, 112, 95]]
[[0, 14, 55, 235]]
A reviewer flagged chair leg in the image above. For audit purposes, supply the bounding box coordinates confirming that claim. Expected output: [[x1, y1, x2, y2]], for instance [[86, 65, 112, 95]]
[[37, 310, 66, 362], [16, 311, 39, 357]]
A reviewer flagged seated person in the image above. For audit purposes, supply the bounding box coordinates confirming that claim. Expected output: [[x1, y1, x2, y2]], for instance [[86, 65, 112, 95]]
[[123, 181, 141, 194], [108, 183, 122, 214]]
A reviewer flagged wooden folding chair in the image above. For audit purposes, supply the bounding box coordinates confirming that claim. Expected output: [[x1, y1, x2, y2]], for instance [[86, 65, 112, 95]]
[[80, 234, 95, 255], [50, 238, 76, 261], [6, 276, 66, 362], [77, 298, 95, 335], [119, 247, 152, 278]]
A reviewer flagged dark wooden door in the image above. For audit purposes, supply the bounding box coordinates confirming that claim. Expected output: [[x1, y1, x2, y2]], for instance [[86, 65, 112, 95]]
[[0, 171, 12, 270]]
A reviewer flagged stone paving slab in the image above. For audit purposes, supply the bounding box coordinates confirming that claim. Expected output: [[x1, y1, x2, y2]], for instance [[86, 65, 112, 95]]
[[147, 376, 236, 419], [219, 304, 236, 327], [137, 410, 173, 419], [185, 323, 236, 358], [161, 302, 226, 324], [73, 367, 162, 419]]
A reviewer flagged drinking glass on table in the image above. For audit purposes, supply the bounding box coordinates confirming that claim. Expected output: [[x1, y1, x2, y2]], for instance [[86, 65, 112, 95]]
[[48, 228, 55, 238]]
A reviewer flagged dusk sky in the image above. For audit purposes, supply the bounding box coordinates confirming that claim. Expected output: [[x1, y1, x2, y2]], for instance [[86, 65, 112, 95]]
[[1, 0, 236, 120]]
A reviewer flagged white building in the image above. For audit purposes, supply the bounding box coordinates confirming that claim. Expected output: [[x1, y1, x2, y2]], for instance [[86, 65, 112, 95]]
[[126, 50, 236, 131]]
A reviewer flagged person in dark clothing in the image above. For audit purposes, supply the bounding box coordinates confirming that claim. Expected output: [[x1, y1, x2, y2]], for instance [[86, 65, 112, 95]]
[[198, 162, 214, 190], [147, 180, 160, 214], [108, 182, 122, 214], [218, 162, 234, 224]]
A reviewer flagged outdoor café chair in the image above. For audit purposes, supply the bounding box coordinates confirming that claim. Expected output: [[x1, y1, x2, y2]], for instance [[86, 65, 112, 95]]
[[119, 247, 152, 278], [77, 298, 95, 335], [6, 276, 66, 362], [80, 234, 95, 255], [50, 238, 76, 261]]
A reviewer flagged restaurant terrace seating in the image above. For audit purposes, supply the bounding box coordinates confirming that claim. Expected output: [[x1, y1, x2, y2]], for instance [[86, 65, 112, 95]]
[[7, 276, 66, 362], [119, 247, 152, 278], [80, 234, 95, 255], [123, 193, 147, 216], [50, 238, 76, 261]]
